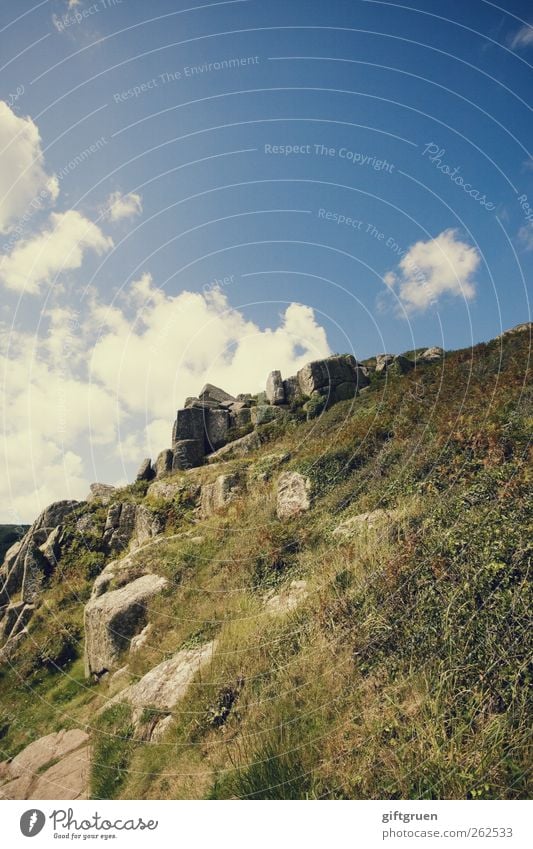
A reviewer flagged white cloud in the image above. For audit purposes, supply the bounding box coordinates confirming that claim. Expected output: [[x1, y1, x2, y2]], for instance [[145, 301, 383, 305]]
[[518, 222, 533, 251], [0, 209, 113, 293], [89, 277, 331, 420], [383, 229, 480, 313], [0, 101, 59, 235], [509, 24, 533, 50], [106, 191, 143, 222], [1, 279, 330, 521]]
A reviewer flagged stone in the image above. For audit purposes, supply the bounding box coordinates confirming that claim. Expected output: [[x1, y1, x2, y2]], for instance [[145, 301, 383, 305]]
[[497, 322, 532, 338], [332, 508, 400, 538], [87, 483, 116, 504], [229, 405, 252, 429], [1, 602, 34, 640], [375, 354, 394, 373], [389, 355, 415, 375], [91, 556, 148, 599], [150, 714, 174, 742], [154, 448, 173, 477], [172, 439, 205, 470], [333, 381, 358, 402], [132, 505, 164, 549], [29, 746, 90, 800], [172, 406, 206, 444], [266, 370, 285, 405], [198, 383, 235, 408], [136, 458, 155, 482], [421, 346, 444, 362], [265, 580, 308, 615], [147, 479, 200, 502], [207, 427, 271, 463], [103, 502, 137, 553], [0, 501, 78, 610], [84, 573, 168, 676], [200, 474, 243, 518], [9, 729, 89, 779], [283, 375, 301, 405], [105, 641, 216, 721], [130, 623, 153, 653], [39, 525, 63, 568], [297, 354, 369, 398], [251, 405, 286, 426], [276, 472, 311, 520], [205, 408, 230, 452]]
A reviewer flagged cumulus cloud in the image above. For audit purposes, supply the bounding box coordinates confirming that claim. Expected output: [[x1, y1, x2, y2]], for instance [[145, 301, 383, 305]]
[[383, 229, 481, 313], [89, 276, 330, 420], [106, 191, 143, 222], [509, 24, 533, 50], [0, 101, 59, 235], [1, 280, 330, 521], [0, 209, 113, 293]]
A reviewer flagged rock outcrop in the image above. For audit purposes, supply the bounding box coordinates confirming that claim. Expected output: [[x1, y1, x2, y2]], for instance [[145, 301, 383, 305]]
[[266, 370, 285, 405], [276, 472, 312, 520], [103, 641, 216, 738], [297, 354, 369, 403], [84, 573, 168, 677], [103, 502, 137, 553], [0, 729, 90, 800], [200, 473, 243, 518]]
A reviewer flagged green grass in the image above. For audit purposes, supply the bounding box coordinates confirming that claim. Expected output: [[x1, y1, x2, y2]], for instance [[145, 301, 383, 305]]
[[0, 326, 531, 799]]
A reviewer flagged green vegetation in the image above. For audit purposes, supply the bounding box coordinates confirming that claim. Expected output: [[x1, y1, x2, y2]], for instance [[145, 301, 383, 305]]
[[0, 328, 531, 799]]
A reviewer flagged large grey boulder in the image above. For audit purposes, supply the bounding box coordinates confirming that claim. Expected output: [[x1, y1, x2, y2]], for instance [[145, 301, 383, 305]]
[[266, 370, 285, 405], [421, 346, 444, 362], [297, 354, 369, 400], [103, 641, 216, 736], [200, 474, 243, 518], [86, 483, 116, 504], [283, 375, 301, 405], [0, 729, 90, 801], [172, 407, 206, 444], [172, 439, 205, 470], [84, 573, 168, 677], [229, 403, 252, 429], [136, 458, 155, 482], [103, 502, 137, 553], [132, 505, 164, 548], [205, 408, 230, 452], [154, 448, 173, 477], [0, 500, 78, 608], [251, 405, 286, 426], [198, 383, 235, 408], [375, 354, 394, 373], [276, 472, 311, 520]]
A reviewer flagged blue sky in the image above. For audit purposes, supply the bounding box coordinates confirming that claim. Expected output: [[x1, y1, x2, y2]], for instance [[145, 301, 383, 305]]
[[0, 0, 531, 521]]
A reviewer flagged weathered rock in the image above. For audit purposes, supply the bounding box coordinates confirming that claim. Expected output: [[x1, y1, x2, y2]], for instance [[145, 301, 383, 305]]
[[154, 448, 173, 477], [198, 383, 235, 408], [105, 641, 216, 727], [130, 623, 153, 654], [0, 729, 90, 801], [136, 458, 155, 482], [283, 375, 301, 405], [389, 355, 415, 375], [375, 354, 394, 373], [87, 483, 116, 504], [497, 322, 532, 338], [251, 405, 286, 426], [332, 508, 400, 538], [276, 472, 311, 520], [200, 474, 243, 518], [172, 439, 205, 470], [132, 505, 164, 549], [265, 580, 308, 615], [147, 479, 200, 503], [172, 407, 206, 444], [103, 502, 137, 553], [421, 346, 444, 362], [266, 370, 285, 405], [0, 500, 78, 610], [205, 408, 230, 452], [91, 556, 148, 599], [8, 729, 89, 779], [229, 404, 252, 429], [84, 573, 168, 676], [297, 354, 369, 398], [1, 602, 34, 640], [236, 393, 253, 405], [207, 428, 267, 463]]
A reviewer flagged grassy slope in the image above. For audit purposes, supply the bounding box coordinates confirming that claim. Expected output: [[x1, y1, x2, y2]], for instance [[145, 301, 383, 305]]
[[0, 328, 531, 799]]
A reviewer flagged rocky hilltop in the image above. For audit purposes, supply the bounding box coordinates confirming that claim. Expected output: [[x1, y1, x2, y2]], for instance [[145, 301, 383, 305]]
[[0, 324, 530, 800]]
